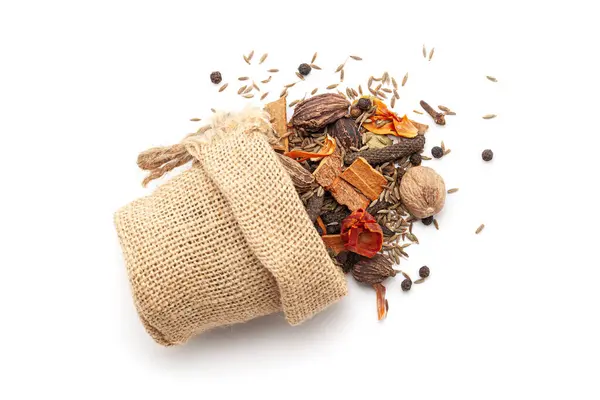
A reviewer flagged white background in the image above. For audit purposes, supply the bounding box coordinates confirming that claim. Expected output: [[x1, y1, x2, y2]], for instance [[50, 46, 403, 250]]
[[1, 1, 599, 399]]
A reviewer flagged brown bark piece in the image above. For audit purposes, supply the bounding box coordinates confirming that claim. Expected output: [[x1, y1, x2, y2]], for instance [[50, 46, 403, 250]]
[[264, 96, 289, 152], [340, 157, 387, 201], [313, 148, 342, 188], [329, 177, 370, 211], [409, 119, 429, 135]]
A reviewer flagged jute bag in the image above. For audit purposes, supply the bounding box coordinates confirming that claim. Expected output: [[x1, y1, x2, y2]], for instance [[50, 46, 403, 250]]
[[114, 109, 347, 346]]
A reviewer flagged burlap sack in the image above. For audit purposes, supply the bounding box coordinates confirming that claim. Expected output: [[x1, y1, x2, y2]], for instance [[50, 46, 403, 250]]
[[114, 109, 347, 346]]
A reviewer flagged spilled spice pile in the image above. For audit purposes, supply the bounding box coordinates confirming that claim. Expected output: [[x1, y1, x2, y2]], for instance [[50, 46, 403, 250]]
[[198, 49, 497, 320]]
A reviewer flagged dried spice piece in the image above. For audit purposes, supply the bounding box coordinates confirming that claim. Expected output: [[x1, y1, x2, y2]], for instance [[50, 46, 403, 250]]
[[330, 118, 361, 150], [285, 135, 337, 162], [210, 71, 222, 84], [265, 97, 289, 152], [399, 166, 446, 218], [373, 283, 387, 320], [428, 47, 435, 61], [402, 73, 408, 87], [341, 209, 383, 257], [447, 188, 459, 194], [336, 251, 361, 273], [475, 224, 485, 234], [401, 278, 412, 291], [305, 192, 324, 223], [340, 157, 387, 201], [189, 118, 201, 122], [366, 134, 393, 150], [313, 148, 343, 188], [486, 76, 498, 82], [410, 153, 422, 166], [277, 153, 316, 193], [419, 266, 430, 278], [290, 93, 350, 132], [352, 255, 397, 284], [218, 83, 229, 92], [414, 278, 425, 284], [344, 135, 425, 165], [362, 98, 419, 138], [431, 146, 444, 159], [321, 234, 346, 254], [421, 216, 434, 225], [482, 149, 494, 161], [420, 100, 445, 125], [329, 178, 371, 211], [482, 114, 497, 119]]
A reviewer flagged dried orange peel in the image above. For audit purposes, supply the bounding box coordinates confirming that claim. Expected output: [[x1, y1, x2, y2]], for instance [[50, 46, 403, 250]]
[[359, 97, 419, 138], [284, 135, 336, 162]]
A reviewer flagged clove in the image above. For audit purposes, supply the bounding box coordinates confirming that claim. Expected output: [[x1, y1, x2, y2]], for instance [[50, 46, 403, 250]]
[[420, 100, 446, 125]]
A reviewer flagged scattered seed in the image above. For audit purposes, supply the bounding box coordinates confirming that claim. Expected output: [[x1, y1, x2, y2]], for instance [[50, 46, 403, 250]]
[[368, 77, 374, 87], [189, 118, 201, 122], [377, 91, 387, 99], [438, 105, 452, 113], [433, 219, 439, 230], [375, 83, 382, 91], [446, 111, 457, 116], [441, 141, 446, 152], [394, 90, 400, 100], [486, 75, 497, 82], [482, 114, 497, 119], [211, 108, 216, 113], [243, 85, 253, 94], [406, 232, 419, 244], [260, 92, 269, 100], [413, 110, 423, 115], [428, 48, 435, 61], [422, 44, 427, 58], [421, 155, 432, 160], [267, 69, 279, 73], [238, 76, 249, 81], [247, 50, 254, 62], [327, 84, 339, 90], [382, 88, 393, 93], [218, 83, 228, 92], [358, 85, 363, 95], [243, 55, 250, 65], [373, 77, 382, 82], [475, 224, 485, 234], [340, 69, 344, 82], [443, 149, 452, 156], [402, 73, 408, 87], [242, 93, 254, 99], [261, 76, 272, 84], [252, 82, 260, 92], [382, 72, 389, 85], [391, 97, 396, 108], [447, 188, 459, 194], [280, 88, 288, 97], [311, 88, 318, 95], [289, 99, 300, 107], [414, 278, 426, 284], [392, 77, 398, 89], [258, 53, 268, 64], [350, 55, 363, 60], [310, 64, 322, 70], [335, 63, 345, 73], [311, 52, 318, 64], [238, 85, 248, 94], [284, 82, 297, 88]]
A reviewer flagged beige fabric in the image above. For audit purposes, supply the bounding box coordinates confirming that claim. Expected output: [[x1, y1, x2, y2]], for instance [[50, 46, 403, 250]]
[[114, 109, 347, 346]]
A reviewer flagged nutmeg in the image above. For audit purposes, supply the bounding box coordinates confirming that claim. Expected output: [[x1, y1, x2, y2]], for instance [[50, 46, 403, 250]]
[[399, 166, 446, 218]]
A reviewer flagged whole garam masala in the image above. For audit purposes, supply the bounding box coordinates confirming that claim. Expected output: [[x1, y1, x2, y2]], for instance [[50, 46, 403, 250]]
[[196, 51, 494, 320]]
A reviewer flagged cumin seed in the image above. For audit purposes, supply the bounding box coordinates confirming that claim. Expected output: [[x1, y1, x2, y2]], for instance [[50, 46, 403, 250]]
[[486, 75, 497, 82], [382, 88, 392, 93], [358, 85, 363, 95], [310, 64, 322, 70], [242, 93, 254, 99], [218, 83, 228, 92], [238, 85, 247, 94], [447, 188, 459, 194], [252, 82, 260, 91], [284, 82, 296, 88], [247, 50, 254, 61], [311, 88, 318, 95], [295, 72, 305, 80], [391, 97, 396, 108], [311, 52, 318, 64], [483, 114, 497, 119], [261, 76, 272, 84], [475, 224, 485, 234], [238, 76, 249, 81], [350, 55, 362, 60], [335, 63, 345, 73], [428, 47, 435, 61], [267, 69, 279, 73], [422, 44, 427, 58], [289, 99, 300, 107], [189, 118, 201, 122], [413, 110, 423, 114], [414, 278, 426, 284], [260, 92, 269, 100], [433, 219, 439, 230], [259, 53, 268, 64], [340, 69, 344, 82], [327, 84, 339, 89]]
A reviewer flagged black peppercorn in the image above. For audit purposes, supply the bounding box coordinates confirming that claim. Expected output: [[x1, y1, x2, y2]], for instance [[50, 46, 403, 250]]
[[482, 149, 493, 161], [421, 216, 433, 226], [410, 153, 422, 166], [401, 278, 412, 292], [298, 63, 311, 76], [210, 71, 222, 84], [419, 266, 430, 278], [431, 146, 444, 159], [357, 97, 371, 111]]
